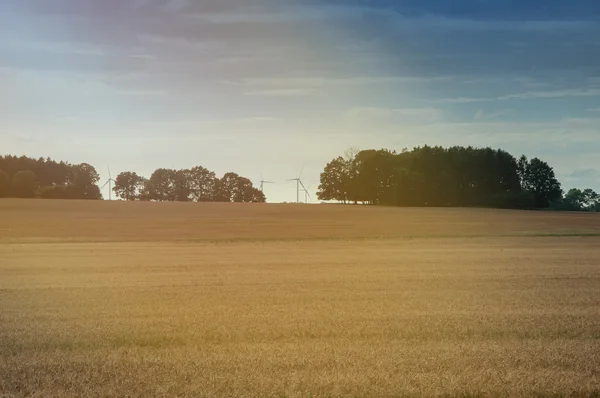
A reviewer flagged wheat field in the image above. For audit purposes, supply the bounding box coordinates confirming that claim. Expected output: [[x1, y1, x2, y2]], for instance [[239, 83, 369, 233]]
[[1, 200, 600, 397]]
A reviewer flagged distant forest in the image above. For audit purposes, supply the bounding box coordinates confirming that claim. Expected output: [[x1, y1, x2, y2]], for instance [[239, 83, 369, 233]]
[[2, 148, 599, 211], [0, 155, 265, 203], [317, 146, 600, 212], [0, 156, 101, 200]]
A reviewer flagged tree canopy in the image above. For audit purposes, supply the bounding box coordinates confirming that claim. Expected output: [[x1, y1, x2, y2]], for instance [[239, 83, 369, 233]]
[[0, 155, 102, 200], [552, 188, 600, 212], [0, 155, 265, 203], [113, 172, 146, 201], [317, 146, 594, 211], [12, 170, 37, 198], [0, 170, 10, 198], [112, 168, 265, 203]]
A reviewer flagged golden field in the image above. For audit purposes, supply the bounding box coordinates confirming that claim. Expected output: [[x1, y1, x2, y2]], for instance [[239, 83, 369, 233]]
[[1, 199, 600, 397]]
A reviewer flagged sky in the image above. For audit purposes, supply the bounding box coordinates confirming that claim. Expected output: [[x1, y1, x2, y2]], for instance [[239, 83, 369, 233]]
[[2, 0, 600, 203]]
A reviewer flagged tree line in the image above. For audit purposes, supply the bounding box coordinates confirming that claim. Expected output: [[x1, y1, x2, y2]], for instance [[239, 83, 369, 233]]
[[0, 155, 265, 203], [3, 150, 598, 211], [0, 155, 101, 199], [317, 146, 600, 211], [113, 168, 265, 203]]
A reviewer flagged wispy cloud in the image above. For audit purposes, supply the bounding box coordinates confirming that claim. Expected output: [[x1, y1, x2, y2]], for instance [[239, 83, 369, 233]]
[[498, 89, 600, 100], [344, 107, 444, 126], [113, 89, 167, 97], [473, 109, 513, 121], [432, 88, 600, 103], [244, 88, 317, 96], [568, 168, 598, 178]]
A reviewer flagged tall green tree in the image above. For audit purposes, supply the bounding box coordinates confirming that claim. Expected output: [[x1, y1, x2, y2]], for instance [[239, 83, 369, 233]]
[[352, 149, 397, 205], [0, 170, 9, 197], [147, 168, 180, 201], [214, 172, 265, 203], [139, 180, 157, 202], [250, 188, 266, 203], [559, 188, 600, 211], [187, 166, 217, 202], [67, 163, 102, 199], [12, 170, 37, 198], [581, 189, 600, 210], [317, 156, 351, 203], [233, 176, 264, 203], [216, 172, 242, 202], [173, 169, 193, 202], [113, 172, 147, 200], [518, 156, 563, 208]]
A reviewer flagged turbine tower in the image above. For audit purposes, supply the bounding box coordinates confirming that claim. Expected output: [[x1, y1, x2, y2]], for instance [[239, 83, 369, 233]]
[[303, 184, 312, 204], [259, 173, 275, 193], [101, 166, 117, 201], [288, 166, 308, 203]]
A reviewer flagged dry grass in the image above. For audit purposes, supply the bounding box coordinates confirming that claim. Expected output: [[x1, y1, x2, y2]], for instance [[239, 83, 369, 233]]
[[1, 199, 600, 397], [2, 199, 600, 244]]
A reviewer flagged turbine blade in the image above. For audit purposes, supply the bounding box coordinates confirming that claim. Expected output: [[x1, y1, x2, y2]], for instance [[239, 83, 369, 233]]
[[101, 181, 109, 189], [299, 164, 305, 179], [299, 180, 308, 192], [107, 165, 112, 179]]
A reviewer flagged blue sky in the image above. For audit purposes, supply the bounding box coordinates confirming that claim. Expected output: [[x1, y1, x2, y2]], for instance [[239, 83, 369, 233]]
[[2, 0, 600, 202]]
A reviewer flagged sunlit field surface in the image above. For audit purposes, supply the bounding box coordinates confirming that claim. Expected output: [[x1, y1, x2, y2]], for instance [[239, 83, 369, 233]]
[[1, 200, 600, 397]]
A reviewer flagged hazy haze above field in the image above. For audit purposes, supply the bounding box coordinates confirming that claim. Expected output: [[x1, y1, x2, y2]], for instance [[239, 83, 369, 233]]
[[2, 0, 600, 202]]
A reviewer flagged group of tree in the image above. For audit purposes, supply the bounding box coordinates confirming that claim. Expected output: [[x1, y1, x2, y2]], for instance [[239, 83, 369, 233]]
[[552, 188, 600, 212], [0, 155, 101, 199], [317, 146, 598, 211], [112, 167, 266, 203], [1, 155, 266, 203]]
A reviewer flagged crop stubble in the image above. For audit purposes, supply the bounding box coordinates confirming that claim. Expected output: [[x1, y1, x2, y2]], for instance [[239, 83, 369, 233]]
[[1, 200, 600, 397]]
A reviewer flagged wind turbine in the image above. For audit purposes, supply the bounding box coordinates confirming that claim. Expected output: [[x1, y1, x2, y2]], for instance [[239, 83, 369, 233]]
[[303, 184, 312, 204], [101, 166, 116, 201], [259, 173, 275, 193], [288, 166, 307, 203]]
